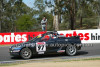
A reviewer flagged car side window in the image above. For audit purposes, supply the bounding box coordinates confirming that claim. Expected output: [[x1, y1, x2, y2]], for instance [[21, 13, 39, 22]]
[[39, 33, 57, 42]]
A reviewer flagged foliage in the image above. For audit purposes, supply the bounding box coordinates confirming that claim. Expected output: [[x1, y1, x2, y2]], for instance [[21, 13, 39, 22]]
[[0, 0, 100, 33], [0, 0, 33, 32], [16, 14, 35, 32], [45, 0, 100, 30]]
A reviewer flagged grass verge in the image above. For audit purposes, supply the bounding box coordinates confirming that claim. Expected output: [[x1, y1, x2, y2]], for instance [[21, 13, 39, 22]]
[[1, 57, 100, 66]]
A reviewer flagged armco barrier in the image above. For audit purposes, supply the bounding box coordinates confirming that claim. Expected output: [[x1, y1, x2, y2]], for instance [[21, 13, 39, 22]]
[[0, 31, 46, 45], [58, 29, 100, 43]]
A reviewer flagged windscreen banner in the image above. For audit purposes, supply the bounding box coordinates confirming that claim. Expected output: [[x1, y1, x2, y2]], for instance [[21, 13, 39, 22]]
[[58, 29, 100, 43], [0, 31, 46, 45]]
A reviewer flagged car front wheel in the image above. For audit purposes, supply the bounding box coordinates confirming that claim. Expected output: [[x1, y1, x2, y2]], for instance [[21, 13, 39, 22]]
[[20, 48, 32, 59], [65, 44, 77, 56]]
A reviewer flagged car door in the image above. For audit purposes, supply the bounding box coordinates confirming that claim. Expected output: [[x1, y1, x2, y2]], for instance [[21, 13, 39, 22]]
[[35, 34, 55, 54], [45, 37, 57, 54]]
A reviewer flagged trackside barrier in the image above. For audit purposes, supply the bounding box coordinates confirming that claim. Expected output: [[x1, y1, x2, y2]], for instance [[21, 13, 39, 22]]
[[0, 31, 46, 45], [0, 29, 100, 45], [58, 29, 100, 43]]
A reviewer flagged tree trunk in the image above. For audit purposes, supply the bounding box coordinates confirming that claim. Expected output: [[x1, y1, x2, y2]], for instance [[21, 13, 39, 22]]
[[70, 0, 76, 30], [0, 0, 3, 32], [53, 0, 61, 31], [98, 21, 100, 29], [0, 21, 1, 32], [70, 9, 75, 30], [0, 9, 1, 32], [59, 13, 61, 23], [80, 16, 83, 28], [53, 15, 59, 30], [70, 15, 75, 30]]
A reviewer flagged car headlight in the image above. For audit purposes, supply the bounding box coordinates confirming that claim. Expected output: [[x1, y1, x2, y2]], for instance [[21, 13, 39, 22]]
[[12, 46, 21, 50], [9, 46, 12, 49]]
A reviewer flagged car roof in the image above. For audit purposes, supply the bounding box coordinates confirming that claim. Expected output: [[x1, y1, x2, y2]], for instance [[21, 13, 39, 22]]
[[46, 31, 58, 34]]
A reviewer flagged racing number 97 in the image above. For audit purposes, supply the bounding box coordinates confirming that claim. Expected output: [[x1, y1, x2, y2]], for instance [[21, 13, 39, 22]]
[[38, 45, 44, 51], [36, 42, 46, 52]]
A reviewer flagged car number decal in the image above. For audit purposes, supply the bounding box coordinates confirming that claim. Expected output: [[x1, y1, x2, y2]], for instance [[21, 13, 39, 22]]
[[36, 42, 46, 53]]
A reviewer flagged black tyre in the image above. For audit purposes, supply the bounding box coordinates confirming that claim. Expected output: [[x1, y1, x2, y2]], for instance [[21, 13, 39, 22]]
[[65, 44, 77, 56], [20, 48, 32, 59]]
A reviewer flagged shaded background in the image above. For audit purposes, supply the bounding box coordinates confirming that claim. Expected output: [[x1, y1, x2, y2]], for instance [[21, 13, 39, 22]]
[[0, 0, 100, 33]]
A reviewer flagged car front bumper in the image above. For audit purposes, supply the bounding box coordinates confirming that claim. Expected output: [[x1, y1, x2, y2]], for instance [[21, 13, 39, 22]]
[[10, 51, 20, 57], [9, 48, 20, 57]]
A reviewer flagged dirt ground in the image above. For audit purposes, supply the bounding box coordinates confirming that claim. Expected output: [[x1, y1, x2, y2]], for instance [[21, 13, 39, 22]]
[[2, 60, 100, 67]]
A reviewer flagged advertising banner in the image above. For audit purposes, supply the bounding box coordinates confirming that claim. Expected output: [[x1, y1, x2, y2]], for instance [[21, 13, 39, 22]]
[[58, 29, 100, 43], [0, 29, 100, 45], [0, 31, 46, 45]]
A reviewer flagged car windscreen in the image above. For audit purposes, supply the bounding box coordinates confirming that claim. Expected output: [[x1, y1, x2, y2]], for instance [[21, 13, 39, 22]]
[[28, 36, 42, 43]]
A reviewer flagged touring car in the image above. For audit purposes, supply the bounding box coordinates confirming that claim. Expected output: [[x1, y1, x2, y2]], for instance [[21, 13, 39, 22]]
[[9, 31, 82, 59]]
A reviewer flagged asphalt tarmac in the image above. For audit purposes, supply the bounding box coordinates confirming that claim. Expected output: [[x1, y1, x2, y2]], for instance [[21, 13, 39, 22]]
[[0, 43, 100, 62]]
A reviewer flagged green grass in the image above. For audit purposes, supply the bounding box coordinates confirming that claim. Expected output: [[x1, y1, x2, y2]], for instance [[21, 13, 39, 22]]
[[83, 58, 100, 61], [0, 62, 26, 67], [54, 58, 100, 62], [0, 63, 18, 67]]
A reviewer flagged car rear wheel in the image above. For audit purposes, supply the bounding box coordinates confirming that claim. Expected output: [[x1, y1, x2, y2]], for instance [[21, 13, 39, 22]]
[[20, 48, 32, 59], [65, 44, 77, 56]]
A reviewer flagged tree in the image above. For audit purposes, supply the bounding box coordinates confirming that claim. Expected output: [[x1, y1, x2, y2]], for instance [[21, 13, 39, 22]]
[[98, 0, 100, 28], [57, 0, 99, 30], [77, 0, 95, 28], [34, 0, 100, 30], [45, 0, 62, 30], [34, 0, 46, 15], [16, 14, 35, 32], [45, 0, 77, 30], [77, 0, 100, 29], [92, 0, 100, 28], [0, 0, 5, 32], [0, 0, 33, 32], [34, 0, 54, 31], [53, 0, 61, 30]]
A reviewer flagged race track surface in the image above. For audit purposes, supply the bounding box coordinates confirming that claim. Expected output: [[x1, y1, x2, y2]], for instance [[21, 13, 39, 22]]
[[0, 44, 100, 62]]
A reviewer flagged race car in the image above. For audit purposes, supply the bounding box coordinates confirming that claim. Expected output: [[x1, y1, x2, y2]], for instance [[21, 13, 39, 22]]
[[9, 31, 82, 59]]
